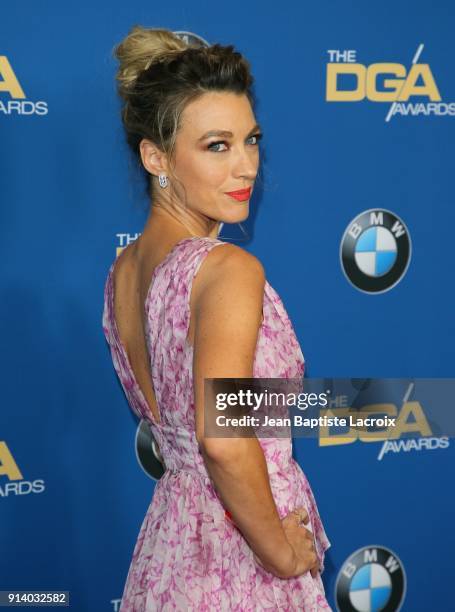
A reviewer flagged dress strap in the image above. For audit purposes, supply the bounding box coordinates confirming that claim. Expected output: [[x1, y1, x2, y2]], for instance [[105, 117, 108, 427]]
[[143, 236, 230, 389], [170, 236, 229, 351]]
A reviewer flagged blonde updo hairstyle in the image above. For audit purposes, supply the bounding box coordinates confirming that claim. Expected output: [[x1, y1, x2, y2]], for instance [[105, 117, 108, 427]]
[[113, 26, 256, 200]]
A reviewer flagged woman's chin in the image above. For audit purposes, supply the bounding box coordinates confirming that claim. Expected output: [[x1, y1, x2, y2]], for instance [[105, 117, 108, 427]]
[[219, 204, 250, 224]]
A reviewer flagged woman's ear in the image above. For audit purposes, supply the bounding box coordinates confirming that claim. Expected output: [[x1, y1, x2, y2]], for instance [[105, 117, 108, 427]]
[[139, 138, 168, 177]]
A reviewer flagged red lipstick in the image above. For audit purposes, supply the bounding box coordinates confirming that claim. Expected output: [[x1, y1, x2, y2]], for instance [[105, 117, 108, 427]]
[[224, 187, 251, 202]]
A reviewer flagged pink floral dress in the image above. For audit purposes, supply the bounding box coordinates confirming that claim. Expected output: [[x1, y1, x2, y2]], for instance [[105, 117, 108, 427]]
[[102, 235, 332, 611]]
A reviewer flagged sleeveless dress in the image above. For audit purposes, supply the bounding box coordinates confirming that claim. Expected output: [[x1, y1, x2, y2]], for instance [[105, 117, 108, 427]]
[[102, 235, 332, 611]]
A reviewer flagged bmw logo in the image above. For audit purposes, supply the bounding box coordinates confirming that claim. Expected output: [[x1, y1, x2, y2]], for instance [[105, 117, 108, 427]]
[[335, 545, 406, 612], [173, 31, 210, 47], [136, 420, 165, 481], [340, 209, 411, 293]]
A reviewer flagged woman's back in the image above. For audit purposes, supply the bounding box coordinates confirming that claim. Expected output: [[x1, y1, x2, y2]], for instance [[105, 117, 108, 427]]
[[102, 235, 331, 610]]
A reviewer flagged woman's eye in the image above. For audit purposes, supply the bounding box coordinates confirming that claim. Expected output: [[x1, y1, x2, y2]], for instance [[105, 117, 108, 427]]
[[207, 133, 263, 152], [208, 141, 228, 152], [247, 133, 263, 145]]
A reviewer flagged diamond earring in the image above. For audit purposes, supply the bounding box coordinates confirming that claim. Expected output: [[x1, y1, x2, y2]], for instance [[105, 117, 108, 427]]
[[158, 173, 168, 188]]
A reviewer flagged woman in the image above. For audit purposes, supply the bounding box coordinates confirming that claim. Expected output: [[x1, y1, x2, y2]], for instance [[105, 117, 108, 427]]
[[102, 26, 331, 610]]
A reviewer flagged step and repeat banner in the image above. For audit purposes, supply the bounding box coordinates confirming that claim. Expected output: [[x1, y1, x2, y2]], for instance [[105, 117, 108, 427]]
[[1, 1, 454, 610]]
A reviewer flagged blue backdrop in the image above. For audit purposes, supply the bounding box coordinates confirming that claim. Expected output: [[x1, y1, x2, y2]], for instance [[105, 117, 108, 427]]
[[1, 1, 454, 610]]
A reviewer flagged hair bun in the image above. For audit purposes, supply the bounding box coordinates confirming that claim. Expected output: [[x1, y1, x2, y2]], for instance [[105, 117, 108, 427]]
[[113, 26, 187, 99]]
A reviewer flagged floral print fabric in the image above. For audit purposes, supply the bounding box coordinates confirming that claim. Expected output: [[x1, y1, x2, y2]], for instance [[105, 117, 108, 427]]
[[102, 236, 332, 611]]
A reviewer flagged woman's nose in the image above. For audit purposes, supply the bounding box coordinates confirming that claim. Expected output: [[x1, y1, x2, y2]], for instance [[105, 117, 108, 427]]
[[233, 149, 258, 180]]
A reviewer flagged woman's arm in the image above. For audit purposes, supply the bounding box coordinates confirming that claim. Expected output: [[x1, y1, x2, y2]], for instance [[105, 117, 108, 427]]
[[192, 244, 296, 578]]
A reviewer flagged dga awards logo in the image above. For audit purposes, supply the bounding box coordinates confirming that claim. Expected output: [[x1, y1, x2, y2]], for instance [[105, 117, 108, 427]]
[[0, 441, 45, 497], [326, 44, 454, 121], [318, 379, 450, 461], [340, 209, 411, 294], [115, 232, 140, 256], [0, 56, 48, 116], [335, 545, 406, 612]]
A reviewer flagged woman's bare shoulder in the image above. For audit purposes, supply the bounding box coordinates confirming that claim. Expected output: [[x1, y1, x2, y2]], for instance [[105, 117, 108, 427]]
[[192, 241, 265, 365], [199, 241, 266, 292]]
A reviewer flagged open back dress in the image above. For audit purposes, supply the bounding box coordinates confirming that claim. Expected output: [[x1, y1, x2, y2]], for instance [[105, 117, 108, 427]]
[[102, 235, 331, 611]]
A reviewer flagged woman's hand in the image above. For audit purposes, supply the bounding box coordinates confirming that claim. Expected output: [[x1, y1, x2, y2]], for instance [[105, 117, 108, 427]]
[[253, 506, 320, 579]]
